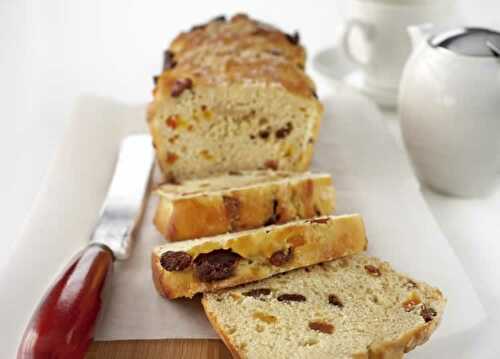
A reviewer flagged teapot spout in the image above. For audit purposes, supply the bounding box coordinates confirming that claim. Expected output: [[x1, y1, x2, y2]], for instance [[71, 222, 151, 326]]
[[408, 23, 436, 49]]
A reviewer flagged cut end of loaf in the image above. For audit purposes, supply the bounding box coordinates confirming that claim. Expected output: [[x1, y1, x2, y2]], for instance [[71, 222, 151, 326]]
[[202, 254, 446, 359]]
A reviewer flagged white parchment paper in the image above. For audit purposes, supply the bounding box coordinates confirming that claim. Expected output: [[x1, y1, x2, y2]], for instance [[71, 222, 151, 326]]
[[0, 92, 485, 358]]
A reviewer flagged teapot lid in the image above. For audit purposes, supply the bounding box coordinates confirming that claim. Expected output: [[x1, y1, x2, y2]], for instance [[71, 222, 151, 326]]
[[430, 27, 500, 57]]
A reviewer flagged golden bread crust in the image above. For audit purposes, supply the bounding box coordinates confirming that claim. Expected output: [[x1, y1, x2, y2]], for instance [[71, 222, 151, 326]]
[[148, 14, 323, 180], [154, 14, 315, 100], [351, 300, 443, 359], [202, 298, 243, 359], [152, 214, 366, 299], [153, 173, 335, 241]]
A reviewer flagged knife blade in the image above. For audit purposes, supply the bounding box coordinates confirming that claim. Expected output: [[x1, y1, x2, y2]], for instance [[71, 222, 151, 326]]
[[91, 135, 155, 259], [17, 134, 155, 359]]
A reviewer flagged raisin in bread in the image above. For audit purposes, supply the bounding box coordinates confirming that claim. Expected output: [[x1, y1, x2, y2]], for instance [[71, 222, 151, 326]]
[[152, 214, 366, 299], [154, 171, 335, 241], [202, 254, 446, 359], [148, 14, 323, 181]]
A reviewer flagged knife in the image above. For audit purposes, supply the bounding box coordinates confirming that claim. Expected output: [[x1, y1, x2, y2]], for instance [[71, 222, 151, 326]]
[[17, 134, 155, 359]]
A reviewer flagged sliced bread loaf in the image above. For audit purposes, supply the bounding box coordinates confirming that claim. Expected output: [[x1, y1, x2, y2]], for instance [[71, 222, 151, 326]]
[[154, 171, 335, 241], [152, 214, 366, 299], [148, 14, 323, 181], [202, 254, 445, 359]]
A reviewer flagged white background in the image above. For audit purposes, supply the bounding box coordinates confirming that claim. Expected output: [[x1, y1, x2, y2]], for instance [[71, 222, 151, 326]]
[[1, 0, 499, 357]]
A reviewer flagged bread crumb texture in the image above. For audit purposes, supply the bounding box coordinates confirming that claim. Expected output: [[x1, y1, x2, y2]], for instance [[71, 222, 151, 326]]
[[148, 14, 323, 181], [202, 254, 445, 359]]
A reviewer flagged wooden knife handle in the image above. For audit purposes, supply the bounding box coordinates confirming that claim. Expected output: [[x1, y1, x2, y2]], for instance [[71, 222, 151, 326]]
[[17, 244, 114, 359]]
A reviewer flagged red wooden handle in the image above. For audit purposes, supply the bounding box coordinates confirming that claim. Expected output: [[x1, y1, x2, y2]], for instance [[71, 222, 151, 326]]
[[17, 244, 113, 359]]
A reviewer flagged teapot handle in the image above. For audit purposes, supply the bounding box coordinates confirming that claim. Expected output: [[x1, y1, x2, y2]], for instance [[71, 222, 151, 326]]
[[340, 19, 375, 68]]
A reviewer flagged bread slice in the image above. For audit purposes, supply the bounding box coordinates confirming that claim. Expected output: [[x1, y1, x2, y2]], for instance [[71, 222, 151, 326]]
[[152, 214, 366, 299], [148, 14, 323, 181], [154, 171, 335, 241], [202, 254, 446, 359]]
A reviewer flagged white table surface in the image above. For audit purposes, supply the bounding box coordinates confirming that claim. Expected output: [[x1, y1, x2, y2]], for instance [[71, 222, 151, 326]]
[[1, 0, 499, 357]]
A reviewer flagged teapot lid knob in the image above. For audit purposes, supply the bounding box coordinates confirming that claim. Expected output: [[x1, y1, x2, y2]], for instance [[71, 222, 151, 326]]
[[430, 27, 500, 57]]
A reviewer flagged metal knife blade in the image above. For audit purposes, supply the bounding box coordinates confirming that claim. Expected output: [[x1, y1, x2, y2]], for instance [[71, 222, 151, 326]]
[[90, 134, 155, 260]]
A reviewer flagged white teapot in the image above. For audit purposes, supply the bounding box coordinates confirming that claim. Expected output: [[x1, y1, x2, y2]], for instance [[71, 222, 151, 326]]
[[399, 25, 500, 197]]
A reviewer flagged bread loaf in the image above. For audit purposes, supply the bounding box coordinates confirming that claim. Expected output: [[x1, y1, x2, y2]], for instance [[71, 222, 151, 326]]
[[202, 254, 446, 359], [154, 171, 335, 241], [152, 214, 366, 299], [148, 14, 323, 181]]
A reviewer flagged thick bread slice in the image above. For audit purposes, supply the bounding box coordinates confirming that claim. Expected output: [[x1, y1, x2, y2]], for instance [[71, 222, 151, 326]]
[[152, 214, 366, 299], [148, 14, 323, 181], [202, 254, 446, 359], [154, 171, 335, 241]]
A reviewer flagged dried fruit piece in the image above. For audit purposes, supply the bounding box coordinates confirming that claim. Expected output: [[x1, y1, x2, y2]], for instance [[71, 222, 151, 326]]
[[309, 321, 334, 334], [171, 78, 193, 97], [166, 152, 178, 164], [223, 195, 241, 229], [163, 50, 177, 70], [308, 217, 330, 224], [275, 122, 293, 139], [212, 15, 226, 22], [285, 31, 300, 45], [258, 128, 271, 139], [164, 173, 180, 185], [253, 311, 277, 324], [328, 294, 343, 308], [194, 249, 241, 282], [403, 298, 421, 312], [277, 294, 306, 302], [200, 149, 213, 160], [242, 288, 271, 298], [264, 160, 278, 170], [402, 293, 421, 312], [160, 251, 192, 271], [264, 199, 280, 225], [167, 134, 179, 144], [420, 305, 437, 322], [269, 248, 293, 266], [365, 265, 382, 277], [165, 115, 178, 129]]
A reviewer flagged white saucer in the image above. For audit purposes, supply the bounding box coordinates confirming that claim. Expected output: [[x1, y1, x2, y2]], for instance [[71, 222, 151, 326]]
[[313, 46, 398, 109]]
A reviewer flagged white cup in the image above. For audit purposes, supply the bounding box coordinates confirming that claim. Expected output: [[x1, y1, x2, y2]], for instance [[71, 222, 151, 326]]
[[340, 0, 459, 90]]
